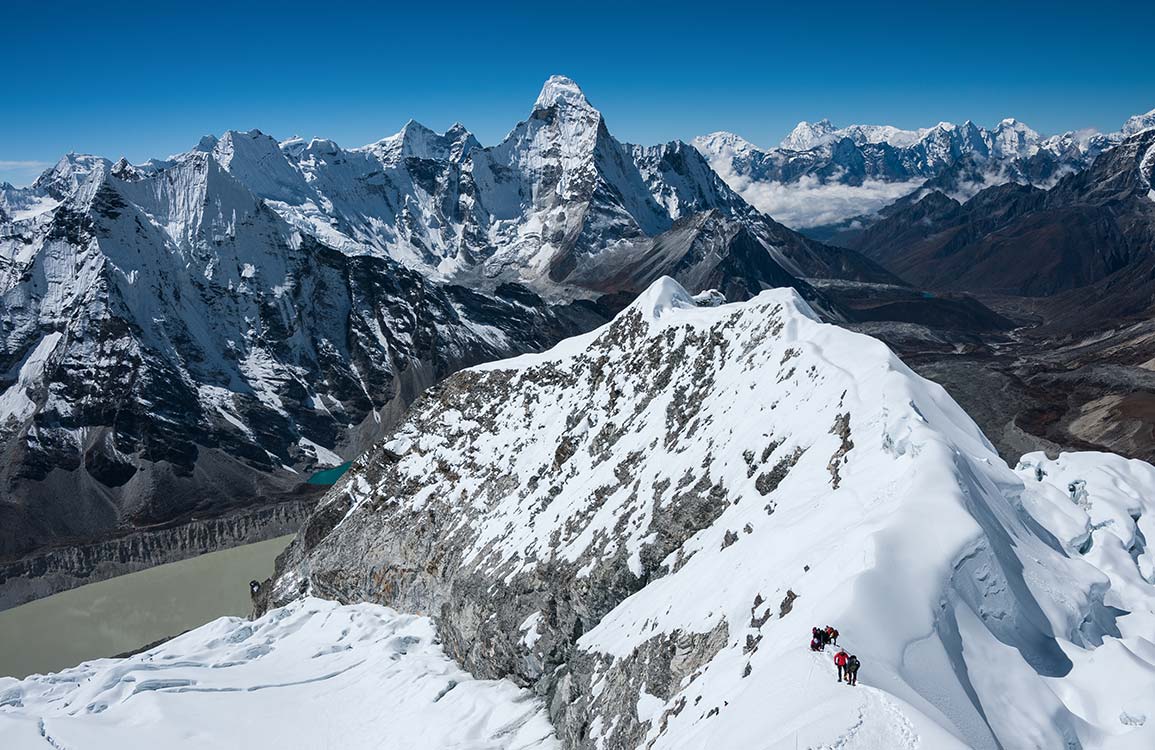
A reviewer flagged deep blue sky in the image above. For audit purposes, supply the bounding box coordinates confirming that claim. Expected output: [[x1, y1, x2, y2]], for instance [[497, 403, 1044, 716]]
[[2, 0, 1152, 185]]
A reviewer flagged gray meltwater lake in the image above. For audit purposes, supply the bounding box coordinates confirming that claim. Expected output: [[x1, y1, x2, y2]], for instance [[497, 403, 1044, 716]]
[[0, 534, 293, 679]]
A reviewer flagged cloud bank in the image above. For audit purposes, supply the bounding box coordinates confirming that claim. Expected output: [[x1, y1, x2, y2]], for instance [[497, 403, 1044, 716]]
[[0, 160, 52, 187], [715, 164, 925, 229]]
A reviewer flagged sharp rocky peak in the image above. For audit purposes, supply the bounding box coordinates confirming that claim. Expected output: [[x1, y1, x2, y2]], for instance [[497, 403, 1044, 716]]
[[32, 153, 112, 200], [445, 121, 470, 137]]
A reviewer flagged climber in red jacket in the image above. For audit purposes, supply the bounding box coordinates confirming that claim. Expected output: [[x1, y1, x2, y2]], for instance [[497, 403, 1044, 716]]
[[833, 648, 849, 682]]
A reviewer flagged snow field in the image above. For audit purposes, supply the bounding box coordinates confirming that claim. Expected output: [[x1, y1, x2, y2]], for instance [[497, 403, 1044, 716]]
[[0, 598, 558, 750]]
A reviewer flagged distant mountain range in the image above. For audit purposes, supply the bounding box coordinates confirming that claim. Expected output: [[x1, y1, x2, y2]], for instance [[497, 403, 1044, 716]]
[[693, 108, 1155, 228], [816, 125, 1155, 468], [839, 127, 1155, 323]]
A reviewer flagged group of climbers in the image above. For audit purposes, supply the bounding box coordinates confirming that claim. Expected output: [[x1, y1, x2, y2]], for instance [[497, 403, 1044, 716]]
[[809, 625, 838, 650], [808, 625, 861, 686]]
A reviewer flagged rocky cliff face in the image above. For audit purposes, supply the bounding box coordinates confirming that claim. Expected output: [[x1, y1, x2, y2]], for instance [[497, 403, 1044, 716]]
[[0, 496, 316, 611], [264, 278, 1155, 749]]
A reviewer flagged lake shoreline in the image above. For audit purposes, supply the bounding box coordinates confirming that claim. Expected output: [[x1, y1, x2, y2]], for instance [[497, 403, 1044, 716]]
[[0, 497, 318, 611], [0, 534, 296, 679]]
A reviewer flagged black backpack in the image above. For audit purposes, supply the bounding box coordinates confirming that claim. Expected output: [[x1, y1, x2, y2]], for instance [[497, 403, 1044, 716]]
[[847, 656, 860, 671]]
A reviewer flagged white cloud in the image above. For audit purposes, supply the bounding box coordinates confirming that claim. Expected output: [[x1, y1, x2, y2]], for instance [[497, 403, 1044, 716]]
[[0, 160, 52, 188], [0, 160, 52, 170], [718, 166, 925, 229]]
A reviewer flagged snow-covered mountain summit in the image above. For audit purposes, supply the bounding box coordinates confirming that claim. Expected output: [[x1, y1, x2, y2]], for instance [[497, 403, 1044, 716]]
[[779, 118, 838, 150], [263, 276, 1155, 750], [1122, 107, 1155, 137], [535, 74, 595, 111], [361, 119, 480, 165]]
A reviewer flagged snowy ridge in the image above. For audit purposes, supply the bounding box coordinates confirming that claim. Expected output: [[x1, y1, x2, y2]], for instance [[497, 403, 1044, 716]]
[[0, 597, 557, 749], [267, 277, 1155, 749], [769, 114, 1117, 159], [779, 118, 939, 150], [360, 119, 480, 165]]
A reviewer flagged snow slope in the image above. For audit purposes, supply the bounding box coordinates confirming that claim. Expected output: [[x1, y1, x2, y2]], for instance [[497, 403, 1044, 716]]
[[0, 597, 557, 750], [1012, 452, 1155, 748], [266, 277, 1155, 749]]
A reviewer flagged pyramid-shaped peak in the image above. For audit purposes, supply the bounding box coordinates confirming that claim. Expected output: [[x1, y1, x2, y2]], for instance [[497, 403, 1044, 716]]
[[534, 75, 595, 112], [399, 118, 436, 136]]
